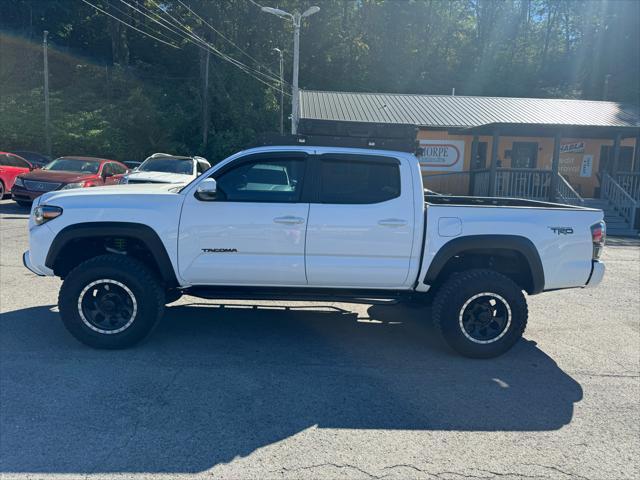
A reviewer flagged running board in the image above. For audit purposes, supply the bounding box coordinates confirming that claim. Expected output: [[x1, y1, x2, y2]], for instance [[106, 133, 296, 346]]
[[183, 286, 411, 305]]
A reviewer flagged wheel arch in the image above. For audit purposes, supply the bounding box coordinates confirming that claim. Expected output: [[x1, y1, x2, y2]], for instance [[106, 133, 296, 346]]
[[45, 222, 178, 287], [424, 235, 545, 294]]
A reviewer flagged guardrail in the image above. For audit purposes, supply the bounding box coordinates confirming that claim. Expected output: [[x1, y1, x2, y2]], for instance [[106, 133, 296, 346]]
[[557, 173, 584, 205], [615, 172, 640, 202], [602, 173, 638, 227]]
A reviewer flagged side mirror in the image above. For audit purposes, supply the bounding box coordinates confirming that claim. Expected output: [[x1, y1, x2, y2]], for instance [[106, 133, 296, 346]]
[[195, 177, 217, 201]]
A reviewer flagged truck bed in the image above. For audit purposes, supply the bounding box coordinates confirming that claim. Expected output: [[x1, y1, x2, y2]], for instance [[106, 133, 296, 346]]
[[425, 193, 594, 210]]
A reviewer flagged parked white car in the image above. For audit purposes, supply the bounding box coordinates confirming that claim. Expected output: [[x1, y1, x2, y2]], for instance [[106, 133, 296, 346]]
[[24, 145, 606, 358], [120, 153, 211, 185]]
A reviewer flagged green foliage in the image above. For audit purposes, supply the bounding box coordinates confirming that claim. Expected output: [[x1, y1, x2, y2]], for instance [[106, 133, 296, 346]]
[[0, 0, 638, 162]]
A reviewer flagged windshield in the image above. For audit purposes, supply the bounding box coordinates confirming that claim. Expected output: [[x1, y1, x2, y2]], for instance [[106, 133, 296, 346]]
[[138, 158, 193, 175], [42, 158, 101, 174]]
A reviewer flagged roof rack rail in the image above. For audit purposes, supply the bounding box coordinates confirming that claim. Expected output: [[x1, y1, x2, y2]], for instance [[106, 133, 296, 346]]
[[256, 133, 419, 153]]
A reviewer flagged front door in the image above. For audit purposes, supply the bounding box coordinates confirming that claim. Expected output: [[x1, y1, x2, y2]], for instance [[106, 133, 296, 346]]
[[305, 154, 415, 288], [511, 142, 538, 169], [178, 153, 310, 286]]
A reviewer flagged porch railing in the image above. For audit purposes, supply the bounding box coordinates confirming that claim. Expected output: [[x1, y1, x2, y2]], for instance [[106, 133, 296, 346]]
[[423, 168, 584, 205], [557, 173, 584, 205], [602, 173, 638, 227], [615, 172, 640, 202], [422, 170, 490, 196], [494, 168, 552, 200]]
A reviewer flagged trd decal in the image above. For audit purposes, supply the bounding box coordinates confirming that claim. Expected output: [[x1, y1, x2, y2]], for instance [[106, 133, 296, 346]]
[[202, 248, 238, 253], [549, 226, 574, 235]]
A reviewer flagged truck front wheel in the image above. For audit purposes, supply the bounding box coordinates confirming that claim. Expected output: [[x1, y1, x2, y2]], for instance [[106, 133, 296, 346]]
[[58, 254, 165, 349], [432, 269, 528, 358]]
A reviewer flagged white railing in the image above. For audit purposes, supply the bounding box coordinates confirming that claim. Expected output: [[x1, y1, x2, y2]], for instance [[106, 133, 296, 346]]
[[602, 173, 638, 227], [422, 170, 488, 197], [615, 172, 640, 202], [557, 173, 584, 205], [494, 168, 552, 200]]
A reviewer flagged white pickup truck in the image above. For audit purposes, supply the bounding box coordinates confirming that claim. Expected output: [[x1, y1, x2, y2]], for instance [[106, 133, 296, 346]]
[[23, 146, 606, 358]]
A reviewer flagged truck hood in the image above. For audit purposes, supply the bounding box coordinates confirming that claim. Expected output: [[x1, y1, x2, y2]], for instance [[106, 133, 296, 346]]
[[125, 171, 193, 184], [38, 182, 181, 205]]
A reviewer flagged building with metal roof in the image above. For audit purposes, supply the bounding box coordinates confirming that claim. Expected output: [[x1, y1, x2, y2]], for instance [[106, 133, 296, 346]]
[[299, 90, 640, 130], [298, 90, 640, 233]]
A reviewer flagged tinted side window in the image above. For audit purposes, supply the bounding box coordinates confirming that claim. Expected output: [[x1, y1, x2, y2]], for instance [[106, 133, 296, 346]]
[[111, 163, 127, 174], [318, 158, 401, 204], [215, 157, 306, 203], [0, 155, 8, 166], [102, 163, 113, 176], [196, 161, 208, 174], [6, 155, 30, 168]]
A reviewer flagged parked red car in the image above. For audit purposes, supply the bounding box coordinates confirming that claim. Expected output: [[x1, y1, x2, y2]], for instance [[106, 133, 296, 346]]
[[0, 152, 35, 198], [11, 156, 128, 206]]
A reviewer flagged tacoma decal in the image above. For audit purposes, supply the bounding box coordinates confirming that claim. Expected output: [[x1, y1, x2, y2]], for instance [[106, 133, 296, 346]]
[[202, 248, 238, 253]]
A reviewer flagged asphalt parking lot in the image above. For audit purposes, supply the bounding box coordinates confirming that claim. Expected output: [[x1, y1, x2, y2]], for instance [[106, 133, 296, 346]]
[[0, 198, 639, 480]]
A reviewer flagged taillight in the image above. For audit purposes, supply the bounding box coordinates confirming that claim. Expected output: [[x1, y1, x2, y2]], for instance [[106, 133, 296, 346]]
[[591, 221, 606, 259]]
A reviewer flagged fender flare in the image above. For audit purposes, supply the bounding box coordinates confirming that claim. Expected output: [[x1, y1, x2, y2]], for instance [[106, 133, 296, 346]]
[[424, 234, 545, 294], [45, 222, 178, 287]]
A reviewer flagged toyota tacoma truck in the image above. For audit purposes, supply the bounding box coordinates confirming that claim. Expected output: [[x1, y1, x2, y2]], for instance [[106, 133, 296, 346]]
[[23, 146, 606, 358]]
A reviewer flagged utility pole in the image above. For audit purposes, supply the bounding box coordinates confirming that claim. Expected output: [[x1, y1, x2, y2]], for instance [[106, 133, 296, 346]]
[[43, 30, 52, 157], [291, 12, 301, 135], [202, 48, 210, 148], [273, 48, 284, 135], [261, 6, 319, 135]]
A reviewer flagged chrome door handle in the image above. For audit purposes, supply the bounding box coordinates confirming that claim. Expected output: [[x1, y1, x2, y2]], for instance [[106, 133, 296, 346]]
[[378, 218, 408, 227], [273, 216, 305, 225]]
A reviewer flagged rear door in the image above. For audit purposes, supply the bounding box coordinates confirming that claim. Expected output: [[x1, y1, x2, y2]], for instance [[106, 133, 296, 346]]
[[179, 152, 310, 286], [0, 154, 31, 191], [305, 153, 415, 288]]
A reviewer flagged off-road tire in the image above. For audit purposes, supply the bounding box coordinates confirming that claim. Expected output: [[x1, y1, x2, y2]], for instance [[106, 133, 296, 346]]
[[0, 180, 5, 198], [58, 254, 165, 349], [432, 269, 528, 358]]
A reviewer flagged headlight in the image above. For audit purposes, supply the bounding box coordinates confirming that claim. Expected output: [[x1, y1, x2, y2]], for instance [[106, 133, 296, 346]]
[[61, 182, 85, 190], [33, 205, 63, 225], [14, 177, 25, 188]]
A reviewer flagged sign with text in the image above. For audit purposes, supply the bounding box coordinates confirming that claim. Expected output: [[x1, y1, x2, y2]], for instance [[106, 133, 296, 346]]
[[418, 140, 465, 172], [560, 142, 585, 154], [580, 155, 593, 177]]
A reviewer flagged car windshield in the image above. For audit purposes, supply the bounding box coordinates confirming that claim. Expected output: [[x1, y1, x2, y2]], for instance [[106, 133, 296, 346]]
[[42, 158, 101, 174], [138, 158, 193, 175]]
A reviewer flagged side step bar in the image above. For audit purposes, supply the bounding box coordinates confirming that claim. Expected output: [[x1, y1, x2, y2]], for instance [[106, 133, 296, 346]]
[[183, 286, 413, 305]]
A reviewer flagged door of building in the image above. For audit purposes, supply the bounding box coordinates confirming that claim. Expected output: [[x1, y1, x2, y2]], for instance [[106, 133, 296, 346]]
[[469, 142, 487, 195], [599, 146, 633, 174], [511, 142, 538, 168]]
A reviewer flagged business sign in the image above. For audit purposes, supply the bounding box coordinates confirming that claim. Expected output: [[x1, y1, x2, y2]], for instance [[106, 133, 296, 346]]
[[418, 140, 465, 172], [560, 142, 585, 154], [580, 155, 593, 177]]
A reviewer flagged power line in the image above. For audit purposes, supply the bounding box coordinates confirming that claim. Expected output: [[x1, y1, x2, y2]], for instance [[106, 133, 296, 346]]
[[143, 0, 289, 93], [106, 1, 179, 45], [80, 0, 180, 49], [177, 0, 283, 83]]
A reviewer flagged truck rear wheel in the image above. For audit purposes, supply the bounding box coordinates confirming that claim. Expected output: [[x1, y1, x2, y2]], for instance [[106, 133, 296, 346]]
[[58, 254, 165, 349], [432, 269, 528, 358]]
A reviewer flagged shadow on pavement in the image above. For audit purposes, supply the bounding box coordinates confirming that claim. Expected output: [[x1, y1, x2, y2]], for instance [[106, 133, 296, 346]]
[[0, 302, 583, 474], [0, 200, 30, 215]]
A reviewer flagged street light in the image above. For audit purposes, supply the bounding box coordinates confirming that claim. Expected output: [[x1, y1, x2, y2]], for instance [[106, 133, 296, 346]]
[[262, 5, 320, 135]]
